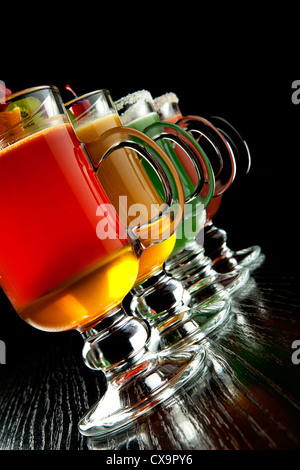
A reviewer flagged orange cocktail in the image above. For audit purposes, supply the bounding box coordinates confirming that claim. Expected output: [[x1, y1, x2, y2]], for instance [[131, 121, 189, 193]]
[[0, 114, 138, 332], [68, 96, 176, 284]]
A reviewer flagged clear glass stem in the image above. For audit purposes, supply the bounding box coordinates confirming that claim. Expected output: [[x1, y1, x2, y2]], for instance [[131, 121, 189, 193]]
[[129, 267, 231, 354], [165, 240, 230, 307], [204, 222, 263, 271], [78, 305, 206, 438], [79, 306, 150, 376]]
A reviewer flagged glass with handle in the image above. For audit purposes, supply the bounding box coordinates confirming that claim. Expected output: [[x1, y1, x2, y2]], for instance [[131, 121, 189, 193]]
[[115, 90, 231, 345], [154, 92, 254, 293], [155, 92, 263, 277], [0, 85, 205, 439], [66, 89, 229, 358]]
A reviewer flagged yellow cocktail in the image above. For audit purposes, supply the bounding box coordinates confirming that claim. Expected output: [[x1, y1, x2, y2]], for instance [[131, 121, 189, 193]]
[[67, 95, 176, 285]]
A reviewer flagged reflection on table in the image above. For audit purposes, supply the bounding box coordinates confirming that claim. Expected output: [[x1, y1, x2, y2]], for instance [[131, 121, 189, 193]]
[[0, 256, 299, 450]]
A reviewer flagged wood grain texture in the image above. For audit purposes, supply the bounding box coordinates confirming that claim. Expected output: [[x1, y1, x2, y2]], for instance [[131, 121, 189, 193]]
[[0, 255, 299, 450]]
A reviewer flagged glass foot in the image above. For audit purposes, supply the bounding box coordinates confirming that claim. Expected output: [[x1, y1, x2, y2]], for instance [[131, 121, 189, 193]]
[[146, 297, 231, 354], [165, 242, 230, 309], [203, 222, 261, 292], [215, 266, 250, 296], [190, 298, 231, 335], [204, 223, 264, 270], [233, 245, 265, 271], [78, 347, 206, 437]]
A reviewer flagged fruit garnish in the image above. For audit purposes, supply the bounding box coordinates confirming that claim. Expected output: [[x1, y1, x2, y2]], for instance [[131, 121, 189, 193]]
[[0, 95, 43, 136], [6, 97, 41, 120], [0, 83, 12, 112], [0, 107, 21, 135], [65, 84, 78, 98], [65, 84, 91, 119]]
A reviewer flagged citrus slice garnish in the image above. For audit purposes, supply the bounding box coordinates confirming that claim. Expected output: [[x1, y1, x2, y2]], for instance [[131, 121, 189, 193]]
[[0, 107, 21, 135]]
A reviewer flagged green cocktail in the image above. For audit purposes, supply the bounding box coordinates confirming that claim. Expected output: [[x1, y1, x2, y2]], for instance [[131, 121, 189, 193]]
[[116, 91, 230, 347], [115, 91, 213, 255]]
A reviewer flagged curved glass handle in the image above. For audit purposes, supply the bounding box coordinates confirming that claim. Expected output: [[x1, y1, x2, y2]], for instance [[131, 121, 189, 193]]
[[210, 116, 251, 176], [176, 116, 236, 196], [94, 126, 185, 249], [142, 121, 215, 209]]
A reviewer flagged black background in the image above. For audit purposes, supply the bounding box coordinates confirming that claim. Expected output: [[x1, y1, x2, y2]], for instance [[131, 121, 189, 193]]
[[1, 35, 299, 372], [3, 50, 298, 261], [0, 9, 299, 457]]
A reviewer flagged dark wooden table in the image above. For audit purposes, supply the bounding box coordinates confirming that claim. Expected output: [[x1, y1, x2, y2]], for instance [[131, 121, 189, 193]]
[[0, 252, 299, 452]]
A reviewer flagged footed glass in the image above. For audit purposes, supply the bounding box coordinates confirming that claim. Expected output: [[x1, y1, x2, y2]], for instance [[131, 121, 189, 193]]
[[207, 115, 264, 270], [115, 90, 231, 348], [154, 92, 263, 277], [0, 86, 205, 438], [65, 89, 230, 356]]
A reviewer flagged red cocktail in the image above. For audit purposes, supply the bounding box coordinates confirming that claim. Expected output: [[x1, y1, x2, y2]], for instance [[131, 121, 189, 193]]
[[0, 88, 137, 331]]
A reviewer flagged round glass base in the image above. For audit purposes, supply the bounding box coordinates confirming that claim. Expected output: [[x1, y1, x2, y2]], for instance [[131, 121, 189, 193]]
[[204, 223, 264, 274], [215, 265, 250, 296], [78, 347, 205, 437], [233, 245, 265, 271], [190, 298, 231, 336], [165, 242, 230, 309], [146, 298, 231, 354]]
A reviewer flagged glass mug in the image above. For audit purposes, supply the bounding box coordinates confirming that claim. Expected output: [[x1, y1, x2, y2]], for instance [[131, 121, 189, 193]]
[[65, 89, 180, 284], [115, 90, 231, 334], [0, 86, 205, 438], [153, 92, 254, 293], [65, 89, 229, 355], [154, 92, 262, 275]]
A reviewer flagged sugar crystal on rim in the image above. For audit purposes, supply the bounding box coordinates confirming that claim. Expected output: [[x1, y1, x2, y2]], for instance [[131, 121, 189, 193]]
[[153, 93, 179, 111], [115, 90, 155, 125]]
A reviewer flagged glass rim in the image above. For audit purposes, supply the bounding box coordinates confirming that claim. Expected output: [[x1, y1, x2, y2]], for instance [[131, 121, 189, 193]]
[[0, 85, 62, 142], [3, 85, 60, 104], [153, 92, 179, 110], [64, 89, 112, 108], [115, 90, 154, 111]]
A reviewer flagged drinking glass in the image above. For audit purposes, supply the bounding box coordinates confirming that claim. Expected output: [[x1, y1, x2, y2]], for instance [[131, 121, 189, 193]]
[[115, 90, 231, 343], [154, 92, 263, 275], [0, 86, 205, 438], [66, 89, 230, 356], [207, 115, 264, 269]]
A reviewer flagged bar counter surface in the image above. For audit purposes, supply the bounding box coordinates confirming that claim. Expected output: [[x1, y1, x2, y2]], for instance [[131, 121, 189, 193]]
[[0, 250, 299, 451]]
